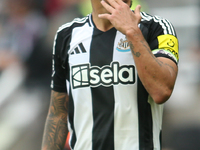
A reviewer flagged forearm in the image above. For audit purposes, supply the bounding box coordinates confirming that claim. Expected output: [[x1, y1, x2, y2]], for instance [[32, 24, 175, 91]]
[[126, 28, 177, 104], [41, 91, 69, 150], [42, 114, 68, 150]]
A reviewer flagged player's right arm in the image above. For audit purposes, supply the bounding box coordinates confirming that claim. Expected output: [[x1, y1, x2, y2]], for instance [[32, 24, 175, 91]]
[[41, 90, 69, 150], [41, 26, 70, 149]]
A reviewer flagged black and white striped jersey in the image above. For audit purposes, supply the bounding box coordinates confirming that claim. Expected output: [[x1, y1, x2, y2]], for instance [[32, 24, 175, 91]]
[[51, 12, 179, 150]]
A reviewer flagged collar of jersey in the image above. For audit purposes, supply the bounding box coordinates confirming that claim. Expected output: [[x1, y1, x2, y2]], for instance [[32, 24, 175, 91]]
[[89, 14, 116, 33]]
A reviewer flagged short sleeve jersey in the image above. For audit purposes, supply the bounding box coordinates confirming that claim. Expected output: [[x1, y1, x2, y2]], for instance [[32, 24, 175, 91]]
[[51, 12, 179, 150]]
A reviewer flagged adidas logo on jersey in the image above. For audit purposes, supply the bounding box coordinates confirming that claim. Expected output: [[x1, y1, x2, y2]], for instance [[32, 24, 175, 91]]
[[71, 43, 87, 55], [71, 62, 135, 89]]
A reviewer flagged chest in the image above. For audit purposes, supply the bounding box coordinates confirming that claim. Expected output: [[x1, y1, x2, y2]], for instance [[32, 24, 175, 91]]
[[68, 28, 135, 67], [66, 28, 136, 89]]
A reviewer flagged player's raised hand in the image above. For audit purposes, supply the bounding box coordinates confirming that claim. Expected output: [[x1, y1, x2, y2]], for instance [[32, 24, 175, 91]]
[[98, 0, 141, 35]]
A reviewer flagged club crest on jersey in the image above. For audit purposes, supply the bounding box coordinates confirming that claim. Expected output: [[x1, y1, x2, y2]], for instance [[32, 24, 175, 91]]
[[116, 38, 131, 52], [71, 62, 135, 89]]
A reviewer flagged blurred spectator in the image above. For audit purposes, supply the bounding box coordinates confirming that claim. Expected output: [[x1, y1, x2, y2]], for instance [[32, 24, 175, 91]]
[[0, 0, 49, 106], [0, 0, 48, 88], [0, 0, 46, 63]]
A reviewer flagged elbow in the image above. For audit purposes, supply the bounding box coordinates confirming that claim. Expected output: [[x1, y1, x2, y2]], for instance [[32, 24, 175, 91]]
[[152, 87, 173, 104]]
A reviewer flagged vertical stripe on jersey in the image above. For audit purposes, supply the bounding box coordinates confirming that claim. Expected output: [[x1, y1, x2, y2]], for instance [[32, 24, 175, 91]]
[[90, 28, 117, 150], [68, 87, 76, 149], [137, 77, 153, 150], [160, 130, 162, 149], [112, 31, 139, 150], [69, 22, 94, 150], [148, 96, 164, 149]]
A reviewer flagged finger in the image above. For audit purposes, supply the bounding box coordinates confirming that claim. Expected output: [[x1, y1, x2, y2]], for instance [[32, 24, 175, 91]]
[[106, 0, 119, 8], [98, 13, 110, 20], [134, 5, 142, 23], [101, 0, 115, 13], [134, 5, 141, 15]]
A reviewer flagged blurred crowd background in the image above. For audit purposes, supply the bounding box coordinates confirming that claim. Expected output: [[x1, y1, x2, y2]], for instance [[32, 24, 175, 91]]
[[0, 0, 199, 150]]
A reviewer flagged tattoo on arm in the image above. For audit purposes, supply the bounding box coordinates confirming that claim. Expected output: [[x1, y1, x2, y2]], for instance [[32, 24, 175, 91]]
[[129, 40, 162, 67], [129, 41, 141, 57], [42, 91, 68, 150], [140, 40, 164, 67]]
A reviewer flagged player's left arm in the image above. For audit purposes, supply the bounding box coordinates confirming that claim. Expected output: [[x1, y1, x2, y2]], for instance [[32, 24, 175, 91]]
[[128, 34, 178, 104], [99, 0, 178, 104]]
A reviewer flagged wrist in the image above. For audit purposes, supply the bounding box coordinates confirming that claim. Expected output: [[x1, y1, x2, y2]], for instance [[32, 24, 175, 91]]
[[125, 27, 142, 41]]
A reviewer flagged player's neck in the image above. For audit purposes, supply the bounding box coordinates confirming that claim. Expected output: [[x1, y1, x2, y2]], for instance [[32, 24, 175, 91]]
[[92, 12, 113, 32], [91, 1, 114, 32]]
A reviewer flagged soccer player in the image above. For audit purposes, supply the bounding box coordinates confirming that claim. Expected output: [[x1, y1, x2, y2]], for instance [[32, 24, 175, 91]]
[[41, 0, 179, 150]]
